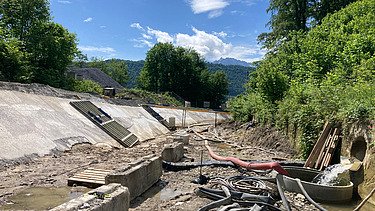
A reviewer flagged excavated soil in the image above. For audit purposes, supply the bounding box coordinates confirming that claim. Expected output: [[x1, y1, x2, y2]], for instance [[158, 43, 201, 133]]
[[0, 122, 322, 211]]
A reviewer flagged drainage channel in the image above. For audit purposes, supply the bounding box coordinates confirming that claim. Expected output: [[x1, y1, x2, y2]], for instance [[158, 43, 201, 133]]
[[70, 101, 139, 147]]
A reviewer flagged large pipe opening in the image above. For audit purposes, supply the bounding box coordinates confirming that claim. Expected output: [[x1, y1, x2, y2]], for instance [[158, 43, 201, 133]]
[[350, 136, 367, 199], [350, 136, 367, 162]]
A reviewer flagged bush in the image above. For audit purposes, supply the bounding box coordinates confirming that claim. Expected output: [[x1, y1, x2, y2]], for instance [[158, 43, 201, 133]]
[[73, 80, 103, 94]]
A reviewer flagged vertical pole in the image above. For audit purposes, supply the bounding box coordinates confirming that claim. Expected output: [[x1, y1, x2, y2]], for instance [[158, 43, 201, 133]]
[[214, 112, 217, 127]]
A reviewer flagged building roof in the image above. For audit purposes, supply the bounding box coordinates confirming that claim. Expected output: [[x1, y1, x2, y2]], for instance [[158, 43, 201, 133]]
[[69, 68, 123, 89]]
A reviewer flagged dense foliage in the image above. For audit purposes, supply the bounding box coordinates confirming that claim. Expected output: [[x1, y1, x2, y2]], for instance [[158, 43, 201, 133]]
[[87, 58, 129, 85], [73, 79, 103, 94], [206, 63, 254, 97], [230, 0, 375, 158], [0, 0, 78, 88], [259, 0, 357, 49], [125, 60, 144, 88], [125, 60, 251, 97], [138, 43, 228, 108]]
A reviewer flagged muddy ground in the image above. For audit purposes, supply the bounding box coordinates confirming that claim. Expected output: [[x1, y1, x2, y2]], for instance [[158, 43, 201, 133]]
[[0, 122, 322, 211]]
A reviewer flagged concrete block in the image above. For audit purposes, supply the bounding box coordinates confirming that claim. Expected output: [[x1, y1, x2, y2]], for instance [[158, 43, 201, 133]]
[[51, 183, 129, 211], [168, 117, 176, 128], [162, 142, 184, 162], [167, 133, 190, 145], [105, 156, 162, 200], [176, 133, 190, 145]]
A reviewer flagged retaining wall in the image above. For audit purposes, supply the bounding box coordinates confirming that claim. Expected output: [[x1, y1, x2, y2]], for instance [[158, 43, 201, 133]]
[[51, 183, 129, 211], [105, 156, 162, 200]]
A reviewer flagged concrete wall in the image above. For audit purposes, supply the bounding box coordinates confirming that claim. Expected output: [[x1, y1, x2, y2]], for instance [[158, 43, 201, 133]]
[[51, 183, 129, 211], [105, 156, 162, 200], [342, 120, 375, 206], [0, 90, 118, 160], [153, 106, 231, 127]]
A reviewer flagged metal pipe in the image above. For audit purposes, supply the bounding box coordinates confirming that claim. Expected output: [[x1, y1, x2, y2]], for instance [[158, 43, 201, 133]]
[[204, 140, 289, 175]]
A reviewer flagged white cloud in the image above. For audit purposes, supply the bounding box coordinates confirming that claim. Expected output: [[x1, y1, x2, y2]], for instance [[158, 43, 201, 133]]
[[78, 45, 116, 53], [100, 25, 106, 28], [130, 23, 144, 31], [142, 33, 152, 40], [132, 39, 154, 48], [175, 27, 265, 62], [147, 27, 174, 43], [189, 0, 229, 13], [83, 17, 93, 23], [189, 0, 229, 18], [213, 31, 228, 38], [58, 0, 71, 4], [130, 24, 266, 62]]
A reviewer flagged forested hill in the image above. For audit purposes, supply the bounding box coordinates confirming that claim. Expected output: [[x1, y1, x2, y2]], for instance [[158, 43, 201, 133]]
[[206, 63, 254, 97], [125, 60, 144, 88], [125, 60, 253, 97]]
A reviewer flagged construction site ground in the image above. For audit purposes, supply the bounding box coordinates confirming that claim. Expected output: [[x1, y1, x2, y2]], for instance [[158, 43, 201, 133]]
[[0, 120, 332, 211]]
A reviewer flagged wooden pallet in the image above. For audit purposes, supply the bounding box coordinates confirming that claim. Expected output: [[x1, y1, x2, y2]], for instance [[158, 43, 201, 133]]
[[68, 168, 112, 188]]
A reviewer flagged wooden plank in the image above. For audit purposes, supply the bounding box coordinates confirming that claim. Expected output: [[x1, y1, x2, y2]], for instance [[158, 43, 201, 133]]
[[314, 127, 334, 169], [68, 178, 105, 184], [71, 174, 106, 180], [67, 168, 110, 188], [304, 122, 332, 168], [319, 128, 340, 170], [318, 129, 336, 170]]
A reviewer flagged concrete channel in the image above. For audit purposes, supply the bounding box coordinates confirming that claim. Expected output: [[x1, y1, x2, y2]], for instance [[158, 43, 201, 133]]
[[0, 88, 231, 210]]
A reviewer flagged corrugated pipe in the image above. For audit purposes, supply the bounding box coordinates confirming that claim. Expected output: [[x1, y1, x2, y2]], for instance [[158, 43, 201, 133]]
[[204, 140, 289, 175]]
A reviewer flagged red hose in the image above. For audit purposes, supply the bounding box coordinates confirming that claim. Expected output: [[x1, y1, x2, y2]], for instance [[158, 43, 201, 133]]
[[205, 141, 289, 175]]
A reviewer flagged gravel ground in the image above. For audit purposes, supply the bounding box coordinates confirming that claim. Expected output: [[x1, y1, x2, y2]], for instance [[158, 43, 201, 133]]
[[0, 122, 321, 210]]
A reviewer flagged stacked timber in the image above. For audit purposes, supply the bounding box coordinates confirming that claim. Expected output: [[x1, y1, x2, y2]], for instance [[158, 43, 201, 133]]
[[304, 122, 342, 170]]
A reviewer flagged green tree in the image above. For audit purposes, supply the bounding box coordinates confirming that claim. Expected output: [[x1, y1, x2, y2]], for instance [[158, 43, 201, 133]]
[[231, 0, 375, 158], [28, 22, 78, 87], [88, 58, 129, 85], [311, 0, 357, 25], [138, 43, 228, 108], [0, 0, 78, 88], [0, 26, 29, 81], [205, 71, 229, 108], [0, 0, 50, 41], [258, 0, 309, 49]]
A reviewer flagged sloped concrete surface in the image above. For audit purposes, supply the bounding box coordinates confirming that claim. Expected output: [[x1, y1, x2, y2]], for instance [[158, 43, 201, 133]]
[[97, 103, 170, 142], [0, 90, 118, 160], [0, 88, 230, 161], [153, 106, 231, 127]]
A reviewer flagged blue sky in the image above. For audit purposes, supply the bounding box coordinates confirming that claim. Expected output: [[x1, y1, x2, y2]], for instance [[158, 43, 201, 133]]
[[50, 0, 270, 62]]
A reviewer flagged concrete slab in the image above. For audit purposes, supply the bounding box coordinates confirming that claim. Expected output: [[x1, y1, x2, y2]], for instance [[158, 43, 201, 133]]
[[105, 156, 162, 200], [0, 90, 118, 160], [51, 183, 129, 211]]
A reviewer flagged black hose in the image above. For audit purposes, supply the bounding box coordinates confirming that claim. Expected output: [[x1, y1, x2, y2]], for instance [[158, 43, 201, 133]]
[[162, 160, 235, 171], [197, 187, 282, 211], [162, 160, 305, 172], [295, 179, 327, 211], [198, 186, 232, 211], [198, 187, 272, 203], [276, 174, 292, 211]]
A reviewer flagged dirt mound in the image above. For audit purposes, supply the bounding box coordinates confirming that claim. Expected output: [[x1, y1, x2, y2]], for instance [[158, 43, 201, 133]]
[[216, 122, 297, 157]]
